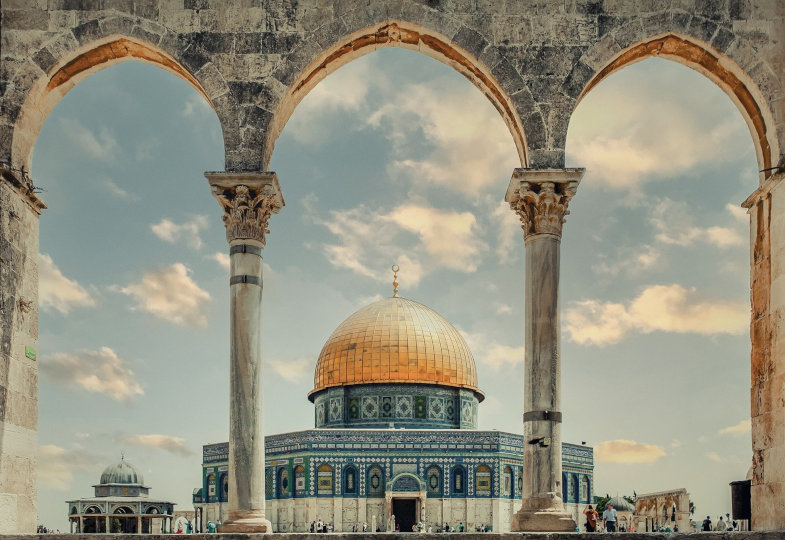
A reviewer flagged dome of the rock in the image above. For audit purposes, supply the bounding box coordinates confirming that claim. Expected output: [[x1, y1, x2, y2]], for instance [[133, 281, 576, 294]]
[[310, 296, 482, 399]]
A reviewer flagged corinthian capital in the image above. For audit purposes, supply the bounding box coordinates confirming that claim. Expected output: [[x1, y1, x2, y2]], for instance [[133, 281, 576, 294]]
[[205, 172, 285, 246], [505, 168, 584, 241]]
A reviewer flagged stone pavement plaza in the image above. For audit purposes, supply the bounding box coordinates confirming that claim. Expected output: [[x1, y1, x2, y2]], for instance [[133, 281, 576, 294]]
[[2, 0, 784, 533]]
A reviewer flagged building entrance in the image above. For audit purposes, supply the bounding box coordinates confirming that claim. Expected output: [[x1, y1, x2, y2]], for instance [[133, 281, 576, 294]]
[[393, 498, 417, 532]]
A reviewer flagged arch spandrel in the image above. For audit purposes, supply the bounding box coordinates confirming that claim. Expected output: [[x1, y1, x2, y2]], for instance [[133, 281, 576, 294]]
[[258, 19, 529, 171]]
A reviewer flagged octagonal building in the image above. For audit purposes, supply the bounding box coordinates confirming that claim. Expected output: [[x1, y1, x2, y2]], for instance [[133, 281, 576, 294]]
[[193, 295, 594, 532]]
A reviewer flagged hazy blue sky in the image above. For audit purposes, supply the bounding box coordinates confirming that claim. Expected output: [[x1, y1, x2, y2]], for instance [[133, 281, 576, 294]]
[[32, 48, 755, 528]]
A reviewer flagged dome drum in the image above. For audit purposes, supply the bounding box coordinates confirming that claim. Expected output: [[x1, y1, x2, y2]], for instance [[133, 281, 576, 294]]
[[312, 383, 479, 430]]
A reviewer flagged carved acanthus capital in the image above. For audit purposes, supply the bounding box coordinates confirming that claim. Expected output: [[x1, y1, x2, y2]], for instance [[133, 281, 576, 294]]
[[505, 168, 584, 241], [205, 172, 285, 246]]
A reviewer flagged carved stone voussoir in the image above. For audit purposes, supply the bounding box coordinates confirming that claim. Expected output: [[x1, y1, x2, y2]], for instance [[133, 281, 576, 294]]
[[206, 171, 285, 246], [505, 168, 585, 241]]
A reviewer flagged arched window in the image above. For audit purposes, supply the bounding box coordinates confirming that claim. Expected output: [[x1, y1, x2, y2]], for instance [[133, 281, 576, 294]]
[[562, 472, 568, 500], [452, 466, 466, 495], [426, 465, 442, 497], [278, 467, 290, 498], [265, 468, 274, 498], [344, 466, 358, 494], [503, 466, 513, 498], [206, 473, 216, 501], [516, 467, 523, 496], [294, 465, 306, 498], [317, 464, 333, 495], [572, 474, 579, 503], [580, 476, 589, 503], [475, 465, 491, 496], [219, 473, 228, 502], [367, 465, 384, 497]]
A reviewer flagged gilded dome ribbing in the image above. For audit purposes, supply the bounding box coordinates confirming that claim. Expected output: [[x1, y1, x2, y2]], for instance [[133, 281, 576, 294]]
[[309, 297, 483, 400]]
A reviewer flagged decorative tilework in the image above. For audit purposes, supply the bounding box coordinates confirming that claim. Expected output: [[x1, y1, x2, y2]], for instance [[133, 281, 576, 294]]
[[395, 395, 412, 418], [316, 402, 325, 426], [329, 397, 343, 422], [428, 397, 445, 420], [414, 396, 426, 418], [381, 396, 393, 418], [348, 397, 360, 420], [361, 396, 379, 419]]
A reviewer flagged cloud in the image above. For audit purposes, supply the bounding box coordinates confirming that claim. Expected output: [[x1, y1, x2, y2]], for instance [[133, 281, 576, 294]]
[[726, 203, 748, 223], [492, 201, 523, 264], [40, 346, 144, 404], [495, 302, 513, 315], [313, 203, 483, 285], [39, 445, 98, 490], [462, 331, 523, 371], [268, 357, 313, 382], [118, 263, 210, 327], [58, 117, 118, 162], [38, 253, 96, 314], [650, 198, 744, 248], [135, 137, 159, 160], [565, 284, 748, 346], [594, 439, 666, 463], [101, 179, 137, 200], [707, 451, 723, 463], [118, 434, 193, 457], [370, 81, 518, 196], [209, 252, 230, 271], [567, 68, 749, 189], [181, 94, 212, 117], [592, 244, 661, 279], [151, 216, 208, 250], [720, 419, 751, 437]]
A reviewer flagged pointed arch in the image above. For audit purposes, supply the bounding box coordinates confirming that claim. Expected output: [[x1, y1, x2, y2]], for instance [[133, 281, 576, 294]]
[[263, 20, 528, 169]]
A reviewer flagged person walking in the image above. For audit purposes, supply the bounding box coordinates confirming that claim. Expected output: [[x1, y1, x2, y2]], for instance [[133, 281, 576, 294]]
[[603, 503, 618, 532], [583, 505, 599, 532]]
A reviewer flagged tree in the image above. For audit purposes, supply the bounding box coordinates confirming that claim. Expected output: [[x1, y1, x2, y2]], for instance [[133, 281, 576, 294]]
[[595, 494, 611, 514]]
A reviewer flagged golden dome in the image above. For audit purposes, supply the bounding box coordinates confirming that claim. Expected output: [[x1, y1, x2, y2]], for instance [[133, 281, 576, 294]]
[[309, 297, 483, 400]]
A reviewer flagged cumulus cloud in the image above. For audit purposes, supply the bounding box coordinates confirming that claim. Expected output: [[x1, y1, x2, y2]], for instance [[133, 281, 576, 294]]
[[312, 201, 484, 285], [720, 419, 751, 437], [118, 263, 210, 327], [726, 203, 749, 223], [268, 357, 313, 382], [592, 244, 661, 279], [59, 118, 118, 162], [594, 439, 666, 463], [650, 198, 744, 248], [39, 445, 99, 490], [118, 434, 193, 457], [38, 253, 96, 314], [567, 67, 749, 189], [40, 346, 144, 403], [492, 201, 523, 264], [209, 252, 230, 271], [151, 216, 209, 250], [462, 331, 523, 371], [565, 284, 748, 346]]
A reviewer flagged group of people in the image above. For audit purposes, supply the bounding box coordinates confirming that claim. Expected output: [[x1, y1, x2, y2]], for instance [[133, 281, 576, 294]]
[[310, 519, 335, 533], [582, 503, 635, 533], [701, 514, 738, 532], [36, 525, 60, 534]]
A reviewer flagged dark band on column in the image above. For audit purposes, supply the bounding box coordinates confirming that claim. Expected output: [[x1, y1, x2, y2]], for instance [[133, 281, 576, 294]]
[[229, 244, 263, 256], [230, 275, 261, 286], [523, 410, 562, 423]]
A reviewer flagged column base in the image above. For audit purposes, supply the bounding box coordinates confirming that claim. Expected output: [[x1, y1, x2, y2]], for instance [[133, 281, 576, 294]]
[[511, 509, 577, 532], [218, 511, 272, 533]]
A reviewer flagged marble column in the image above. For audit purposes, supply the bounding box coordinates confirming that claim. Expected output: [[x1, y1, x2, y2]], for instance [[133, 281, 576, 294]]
[[506, 168, 584, 532], [206, 172, 284, 532]]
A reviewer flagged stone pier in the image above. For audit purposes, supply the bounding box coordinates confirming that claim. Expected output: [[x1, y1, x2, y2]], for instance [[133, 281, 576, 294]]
[[206, 172, 284, 533], [506, 168, 584, 532]]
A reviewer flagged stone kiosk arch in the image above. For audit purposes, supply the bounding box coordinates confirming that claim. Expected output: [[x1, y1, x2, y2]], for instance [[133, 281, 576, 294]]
[[1, 1, 783, 533]]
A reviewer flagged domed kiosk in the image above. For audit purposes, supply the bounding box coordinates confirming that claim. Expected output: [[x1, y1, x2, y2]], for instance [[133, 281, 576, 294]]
[[67, 457, 174, 534], [193, 289, 595, 533]]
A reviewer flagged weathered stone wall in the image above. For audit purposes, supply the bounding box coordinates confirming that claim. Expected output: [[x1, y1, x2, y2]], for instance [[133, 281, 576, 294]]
[[0, 1, 783, 173], [1, 0, 784, 534], [1, 533, 784, 540], [0, 172, 41, 534]]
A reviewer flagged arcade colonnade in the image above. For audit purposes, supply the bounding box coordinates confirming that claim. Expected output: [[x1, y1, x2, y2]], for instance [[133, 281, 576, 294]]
[[1, 1, 784, 533]]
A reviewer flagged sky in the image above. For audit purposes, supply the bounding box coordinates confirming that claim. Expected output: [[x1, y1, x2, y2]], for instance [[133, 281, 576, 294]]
[[31, 48, 756, 528]]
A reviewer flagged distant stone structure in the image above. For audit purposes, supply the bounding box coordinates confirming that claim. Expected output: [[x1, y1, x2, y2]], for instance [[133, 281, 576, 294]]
[[1, 0, 783, 532], [66, 458, 175, 534], [634, 488, 692, 533]]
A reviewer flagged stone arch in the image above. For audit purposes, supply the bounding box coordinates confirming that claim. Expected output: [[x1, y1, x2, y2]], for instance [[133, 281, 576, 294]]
[[9, 29, 229, 176], [261, 20, 528, 170], [571, 32, 780, 182]]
